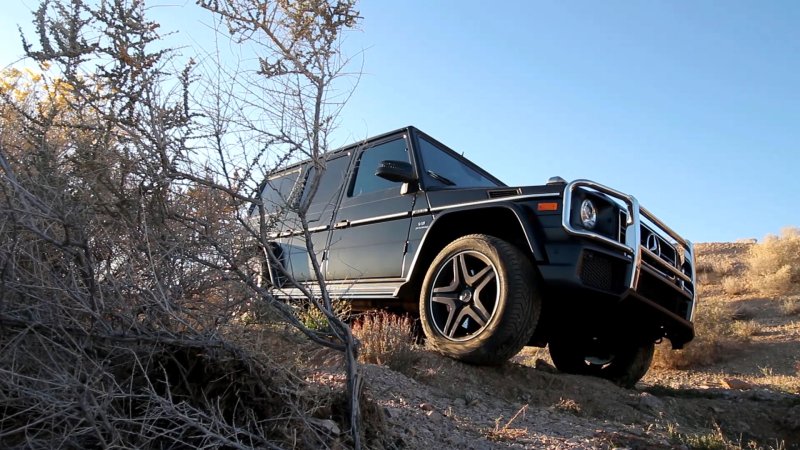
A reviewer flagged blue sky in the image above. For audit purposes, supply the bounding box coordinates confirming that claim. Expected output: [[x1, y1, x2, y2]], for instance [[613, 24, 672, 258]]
[[2, 1, 798, 243]]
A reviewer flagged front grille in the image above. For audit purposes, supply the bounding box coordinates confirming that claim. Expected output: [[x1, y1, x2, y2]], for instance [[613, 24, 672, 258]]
[[563, 180, 697, 317], [641, 225, 678, 268]]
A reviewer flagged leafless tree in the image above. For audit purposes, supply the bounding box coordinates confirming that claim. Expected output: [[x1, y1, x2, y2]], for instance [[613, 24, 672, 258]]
[[0, 0, 367, 448]]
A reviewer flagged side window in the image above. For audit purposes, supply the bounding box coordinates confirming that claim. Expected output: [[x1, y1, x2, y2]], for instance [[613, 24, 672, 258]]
[[418, 137, 499, 189], [301, 155, 350, 209], [349, 138, 409, 197], [261, 168, 302, 210]]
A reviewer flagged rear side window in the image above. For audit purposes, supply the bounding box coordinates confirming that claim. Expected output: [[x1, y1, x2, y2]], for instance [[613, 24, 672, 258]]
[[301, 155, 350, 211], [261, 168, 302, 210], [349, 138, 408, 197]]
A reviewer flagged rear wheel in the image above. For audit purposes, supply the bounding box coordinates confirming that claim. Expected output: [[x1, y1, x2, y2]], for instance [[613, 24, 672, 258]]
[[548, 333, 654, 388], [419, 234, 541, 365]]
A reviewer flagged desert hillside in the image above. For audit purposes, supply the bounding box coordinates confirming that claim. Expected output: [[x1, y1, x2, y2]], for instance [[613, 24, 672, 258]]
[[2, 240, 798, 449], [309, 239, 799, 449]]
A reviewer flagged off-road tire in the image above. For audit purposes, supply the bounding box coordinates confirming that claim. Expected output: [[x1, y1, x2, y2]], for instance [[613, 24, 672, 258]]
[[548, 335, 655, 388], [419, 234, 541, 365]]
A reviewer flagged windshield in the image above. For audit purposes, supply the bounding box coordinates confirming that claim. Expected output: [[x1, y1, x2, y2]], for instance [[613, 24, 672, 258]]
[[417, 137, 502, 188]]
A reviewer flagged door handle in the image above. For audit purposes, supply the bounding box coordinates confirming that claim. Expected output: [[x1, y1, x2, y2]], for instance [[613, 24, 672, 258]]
[[334, 220, 350, 229]]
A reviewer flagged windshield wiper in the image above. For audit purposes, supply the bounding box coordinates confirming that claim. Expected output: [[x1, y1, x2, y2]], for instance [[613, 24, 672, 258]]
[[427, 170, 456, 186]]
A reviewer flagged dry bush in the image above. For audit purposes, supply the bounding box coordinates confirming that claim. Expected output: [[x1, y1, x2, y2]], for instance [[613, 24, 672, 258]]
[[780, 298, 800, 316], [697, 259, 736, 276], [748, 227, 800, 295], [731, 320, 761, 339], [352, 311, 419, 373], [554, 398, 582, 416], [0, 322, 363, 449], [721, 276, 749, 295], [298, 300, 351, 332]]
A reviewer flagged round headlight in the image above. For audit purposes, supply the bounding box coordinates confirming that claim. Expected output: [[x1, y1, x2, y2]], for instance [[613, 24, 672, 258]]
[[580, 199, 597, 229]]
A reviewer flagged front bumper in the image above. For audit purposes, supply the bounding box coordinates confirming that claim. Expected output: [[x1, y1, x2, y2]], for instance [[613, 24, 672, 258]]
[[559, 180, 697, 347]]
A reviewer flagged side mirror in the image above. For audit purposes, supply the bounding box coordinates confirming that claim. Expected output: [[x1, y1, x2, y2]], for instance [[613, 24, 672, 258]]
[[375, 160, 417, 183]]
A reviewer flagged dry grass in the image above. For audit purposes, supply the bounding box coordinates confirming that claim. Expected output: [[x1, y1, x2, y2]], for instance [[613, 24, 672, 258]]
[[484, 404, 529, 442], [748, 227, 800, 295], [352, 311, 419, 373], [665, 422, 785, 450]]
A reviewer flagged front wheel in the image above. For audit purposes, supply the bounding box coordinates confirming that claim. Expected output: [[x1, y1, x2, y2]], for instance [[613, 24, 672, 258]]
[[419, 234, 541, 365], [548, 334, 655, 388]]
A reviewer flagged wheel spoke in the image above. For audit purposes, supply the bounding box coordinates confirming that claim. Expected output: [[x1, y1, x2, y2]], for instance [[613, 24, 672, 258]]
[[464, 264, 492, 286], [434, 257, 462, 294], [472, 269, 496, 320], [465, 306, 487, 327], [448, 308, 470, 338], [431, 292, 460, 303], [431, 295, 458, 337], [443, 303, 467, 338], [456, 253, 471, 285]]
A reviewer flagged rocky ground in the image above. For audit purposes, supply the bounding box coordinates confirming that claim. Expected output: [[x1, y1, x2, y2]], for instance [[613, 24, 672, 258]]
[[298, 242, 799, 449]]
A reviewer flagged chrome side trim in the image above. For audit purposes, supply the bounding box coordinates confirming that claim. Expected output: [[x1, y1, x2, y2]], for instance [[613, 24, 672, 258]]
[[347, 211, 410, 227], [428, 193, 559, 213], [273, 281, 402, 300]]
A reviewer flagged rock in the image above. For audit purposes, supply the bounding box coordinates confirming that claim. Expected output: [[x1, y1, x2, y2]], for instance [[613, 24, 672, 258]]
[[782, 406, 800, 430], [426, 410, 443, 423], [721, 378, 754, 390], [419, 402, 434, 412], [308, 418, 341, 435], [638, 392, 665, 412], [535, 358, 558, 373]]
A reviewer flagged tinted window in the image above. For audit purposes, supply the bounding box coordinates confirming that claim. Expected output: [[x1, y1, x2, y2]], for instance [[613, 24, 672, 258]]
[[302, 155, 349, 210], [261, 169, 302, 209], [349, 138, 408, 197], [418, 137, 500, 188]]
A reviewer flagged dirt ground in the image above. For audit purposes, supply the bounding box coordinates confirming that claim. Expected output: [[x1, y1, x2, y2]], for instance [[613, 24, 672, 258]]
[[298, 242, 799, 449]]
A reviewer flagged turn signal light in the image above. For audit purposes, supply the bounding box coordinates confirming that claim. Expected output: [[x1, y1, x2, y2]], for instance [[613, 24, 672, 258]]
[[537, 202, 559, 211]]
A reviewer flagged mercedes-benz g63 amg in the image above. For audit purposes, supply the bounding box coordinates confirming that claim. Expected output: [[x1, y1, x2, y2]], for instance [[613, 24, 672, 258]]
[[256, 126, 696, 387]]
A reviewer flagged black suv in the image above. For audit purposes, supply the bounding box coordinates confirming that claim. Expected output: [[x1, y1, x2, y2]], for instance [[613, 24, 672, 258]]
[[258, 126, 696, 387]]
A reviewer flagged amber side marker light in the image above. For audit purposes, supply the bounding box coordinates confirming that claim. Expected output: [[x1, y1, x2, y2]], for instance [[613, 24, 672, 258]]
[[537, 202, 559, 211]]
